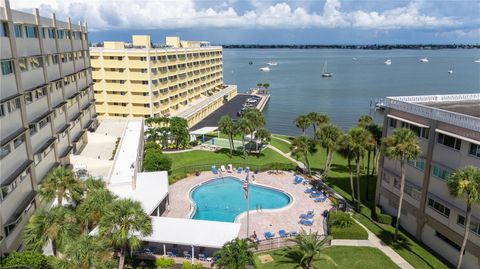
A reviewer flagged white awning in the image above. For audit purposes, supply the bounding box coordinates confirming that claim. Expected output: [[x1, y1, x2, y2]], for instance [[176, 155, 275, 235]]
[[143, 217, 241, 248], [387, 114, 429, 128], [190, 127, 218, 135], [435, 129, 480, 145]]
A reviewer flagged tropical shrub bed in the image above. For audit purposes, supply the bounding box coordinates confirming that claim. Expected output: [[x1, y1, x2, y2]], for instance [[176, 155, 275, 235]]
[[328, 211, 368, 240]]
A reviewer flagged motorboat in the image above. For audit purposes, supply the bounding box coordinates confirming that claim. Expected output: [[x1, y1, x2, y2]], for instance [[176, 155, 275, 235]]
[[321, 61, 332, 78], [249, 61, 253, 65], [474, 59, 480, 63], [448, 68, 453, 74], [352, 57, 358, 61], [384, 59, 392, 65], [267, 62, 278, 66], [419, 57, 429, 63], [259, 66, 270, 72]]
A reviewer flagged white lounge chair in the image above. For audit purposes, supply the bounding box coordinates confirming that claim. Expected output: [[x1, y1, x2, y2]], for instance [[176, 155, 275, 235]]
[[227, 164, 233, 173], [220, 165, 226, 172]]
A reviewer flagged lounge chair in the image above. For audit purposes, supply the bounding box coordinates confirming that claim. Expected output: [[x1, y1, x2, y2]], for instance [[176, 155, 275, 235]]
[[304, 188, 314, 193], [237, 167, 243, 173], [220, 165, 226, 172], [310, 192, 322, 198], [290, 231, 299, 237], [167, 251, 176, 257], [245, 167, 250, 173], [227, 164, 233, 172], [183, 251, 191, 259], [314, 196, 327, 202], [299, 219, 314, 226], [264, 231, 275, 239], [307, 209, 315, 215], [300, 213, 315, 219], [279, 230, 289, 238], [198, 253, 206, 261], [212, 165, 218, 174], [294, 176, 304, 184]]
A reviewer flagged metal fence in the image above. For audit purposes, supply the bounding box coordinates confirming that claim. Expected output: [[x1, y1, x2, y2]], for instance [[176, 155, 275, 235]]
[[253, 237, 298, 253]]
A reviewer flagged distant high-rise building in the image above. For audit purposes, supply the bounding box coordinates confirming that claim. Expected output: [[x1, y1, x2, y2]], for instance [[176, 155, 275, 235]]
[[376, 94, 480, 269], [90, 35, 237, 127], [0, 0, 97, 254]]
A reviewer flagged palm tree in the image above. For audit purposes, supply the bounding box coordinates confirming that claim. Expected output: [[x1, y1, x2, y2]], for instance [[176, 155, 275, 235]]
[[59, 234, 114, 269], [357, 115, 374, 128], [214, 238, 256, 269], [144, 127, 160, 142], [294, 115, 311, 135], [39, 166, 84, 206], [262, 83, 270, 89], [77, 188, 116, 234], [336, 133, 356, 203], [236, 118, 250, 155], [291, 136, 317, 174], [23, 206, 80, 257], [316, 123, 341, 175], [255, 127, 271, 154], [308, 112, 330, 137], [447, 166, 480, 269], [382, 128, 421, 240], [244, 109, 266, 153], [218, 115, 236, 155], [367, 123, 383, 176], [348, 127, 373, 211], [283, 231, 335, 269], [99, 198, 152, 269]]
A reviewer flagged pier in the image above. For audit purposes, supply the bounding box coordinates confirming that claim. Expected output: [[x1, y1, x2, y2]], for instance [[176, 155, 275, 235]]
[[248, 87, 271, 112]]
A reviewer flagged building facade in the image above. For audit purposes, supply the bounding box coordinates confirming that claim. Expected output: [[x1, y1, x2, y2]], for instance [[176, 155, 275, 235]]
[[90, 35, 237, 127], [375, 94, 480, 269], [0, 0, 96, 254]]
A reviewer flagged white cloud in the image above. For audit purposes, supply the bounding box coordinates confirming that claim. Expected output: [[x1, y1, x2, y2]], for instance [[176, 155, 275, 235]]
[[11, 0, 459, 31]]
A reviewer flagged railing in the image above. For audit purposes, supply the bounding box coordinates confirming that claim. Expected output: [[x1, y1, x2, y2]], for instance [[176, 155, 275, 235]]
[[253, 237, 297, 253], [386, 94, 480, 132]]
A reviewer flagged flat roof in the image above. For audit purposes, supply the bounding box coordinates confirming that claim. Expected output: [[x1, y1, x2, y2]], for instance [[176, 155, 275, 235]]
[[143, 217, 241, 248], [109, 119, 143, 187], [190, 127, 218, 135], [423, 100, 480, 118], [109, 171, 169, 215]]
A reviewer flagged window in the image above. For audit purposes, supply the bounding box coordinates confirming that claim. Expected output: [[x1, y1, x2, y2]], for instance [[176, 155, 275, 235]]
[[0, 22, 7, 37], [34, 153, 42, 165], [24, 92, 33, 104], [57, 29, 64, 39], [401, 122, 429, 139], [457, 215, 480, 236], [18, 58, 28, 71], [1, 144, 11, 159], [52, 54, 59, 64], [435, 231, 460, 251], [7, 98, 20, 113], [13, 135, 25, 148], [48, 28, 55, 38], [428, 198, 450, 218], [29, 57, 42, 69], [29, 124, 37, 135], [408, 159, 425, 171], [140, 57, 147, 61], [14, 24, 22, 37], [25, 25, 37, 38], [0, 103, 4, 117], [469, 143, 480, 158], [1, 61, 13, 75], [437, 133, 461, 150]]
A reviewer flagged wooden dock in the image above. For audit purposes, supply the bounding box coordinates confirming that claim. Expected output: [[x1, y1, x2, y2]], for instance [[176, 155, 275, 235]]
[[247, 88, 271, 112]]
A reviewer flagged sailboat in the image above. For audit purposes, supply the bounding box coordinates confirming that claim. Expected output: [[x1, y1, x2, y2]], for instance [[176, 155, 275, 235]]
[[474, 59, 480, 63], [322, 61, 332, 78], [384, 59, 392, 65], [259, 66, 270, 72], [448, 67, 453, 74], [267, 61, 278, 66], [419, 57, 429, 63]]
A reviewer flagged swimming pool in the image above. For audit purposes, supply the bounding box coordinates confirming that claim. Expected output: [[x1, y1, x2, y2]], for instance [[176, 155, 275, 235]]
[[191, 176, 291, 222]]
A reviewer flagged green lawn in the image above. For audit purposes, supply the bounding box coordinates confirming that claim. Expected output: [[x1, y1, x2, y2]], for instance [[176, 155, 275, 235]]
[[168, 148, 296, 183], [272, 133, 294, 142], [270, 137, 291, 153], [255, 246, 399, 269], [328, 212, 368, 240]]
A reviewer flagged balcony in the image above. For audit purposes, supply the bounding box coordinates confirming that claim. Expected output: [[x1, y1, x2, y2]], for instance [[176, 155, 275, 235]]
[[58, 39, 72, 53], [64, 82, 78, 99], [56, 131, 70, 157], [62, 61, 75, 76], [46, 63, 61, 82], [25, 96, 49, 123], [1, 171, 34, 222], [0, 73, 18, 100], [104, 71, 128, 80], [42, 38, 57, 55], [104, 94, 126, 103], [75, 59, 86, 71], [129, 72, 150, 80], [21, 68, 45, 91], [53, 112, 68, 133], [0, 142, 29, 183], [130, 84, 150, 93], [15, 38, 41, 57], [0, 110, 23, 144], [30, 122, 54, 154], [72, 39, 83, 51], [67, 104, 80, 122], [1, 36, 12, 59], [128, 61, 148, 69], [35, 145, 57, 182], [130, 95, 150, 104], [107, 105, 130, 114], [103, 59, 127, 68]]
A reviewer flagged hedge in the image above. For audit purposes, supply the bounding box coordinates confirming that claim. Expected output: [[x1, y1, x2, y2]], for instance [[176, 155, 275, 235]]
[[373, 206, 393, 225], [328, 211, 368, 240]]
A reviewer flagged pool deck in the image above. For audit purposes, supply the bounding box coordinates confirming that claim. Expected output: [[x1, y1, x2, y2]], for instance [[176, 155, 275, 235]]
[[166, 170, 332, 239]]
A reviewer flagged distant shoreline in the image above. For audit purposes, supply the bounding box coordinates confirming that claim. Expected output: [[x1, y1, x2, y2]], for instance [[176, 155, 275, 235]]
[[221, 44, 479, 50]]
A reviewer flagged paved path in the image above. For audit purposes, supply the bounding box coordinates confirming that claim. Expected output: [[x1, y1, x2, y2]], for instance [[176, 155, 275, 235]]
[[267, 144, 304, 169], [271, 135, 292, 145]]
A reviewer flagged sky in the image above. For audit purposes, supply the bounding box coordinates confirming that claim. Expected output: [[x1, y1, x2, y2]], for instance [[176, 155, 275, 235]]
[[11, 0, 480, 44]]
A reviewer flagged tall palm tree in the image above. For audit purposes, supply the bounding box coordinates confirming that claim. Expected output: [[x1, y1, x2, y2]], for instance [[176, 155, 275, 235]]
[[447, 166, 480, 269], [144, 127, 160, 142], [214, 238, 256, 269], [77, 188, 116, 234], [38, 166, 84, 206], [336, 133, 356, 203], [255, 127, 271, 154], [244, 109, 266, 152], [59, 234, 114, 269], [316, 123, 341, 175], [283, 231, 335, 269], [218, 115, 236, 155], [367, 123, 383, 176], [294, 115, 311, 135], [99, 198, 152, 269], [382, 128, 421, 240], [308, 112, 330, 137], [291, 136, 317, 174], [23, 206, 80, 257], [357, 115, 374, 128], [236, 118, 250, 155], [348, 127, 373, 211]]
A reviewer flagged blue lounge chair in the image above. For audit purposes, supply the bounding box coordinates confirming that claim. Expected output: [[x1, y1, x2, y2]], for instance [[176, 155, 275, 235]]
[[299, 219, 314, 226], [198, 253, 206, 261], [167, 251, 176, 257], [279, 230, 289, 238], [294, 176, 304, 184], [264, 231, 275, 239], [304, 188, 314, 193], [314, 196, 327, 202], [290, 231, 299, 237], [237, 167, 243, 173], [307, 209, 315, 215], [212, 165, 218, 174], [310, 192, 322, 198], [245, 167, 250, 173], [300, 213, 315, 219]]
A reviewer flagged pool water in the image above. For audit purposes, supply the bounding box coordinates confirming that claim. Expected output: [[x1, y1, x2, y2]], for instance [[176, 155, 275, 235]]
[[191, 177, 291, 222]]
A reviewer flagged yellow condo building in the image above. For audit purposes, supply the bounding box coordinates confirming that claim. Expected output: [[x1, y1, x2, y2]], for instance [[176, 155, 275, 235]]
[[90, 35, 237, 127]]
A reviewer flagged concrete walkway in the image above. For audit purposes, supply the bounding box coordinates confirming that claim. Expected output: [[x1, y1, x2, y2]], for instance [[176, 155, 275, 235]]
[[267, 145, 305, 169], [271, 135, 292, 145]]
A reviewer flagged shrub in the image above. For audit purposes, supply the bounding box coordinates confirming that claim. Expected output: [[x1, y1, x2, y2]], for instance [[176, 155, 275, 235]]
[[330, 211, 353, 228], [143, 151, 172, 172], [328, 212, 368, 240], [182, 261, 203, 269], [155, 257, 175, 268], [145, 141, 162, 153], [1, 251, 55, 269], [374, 206, 393, 225]]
